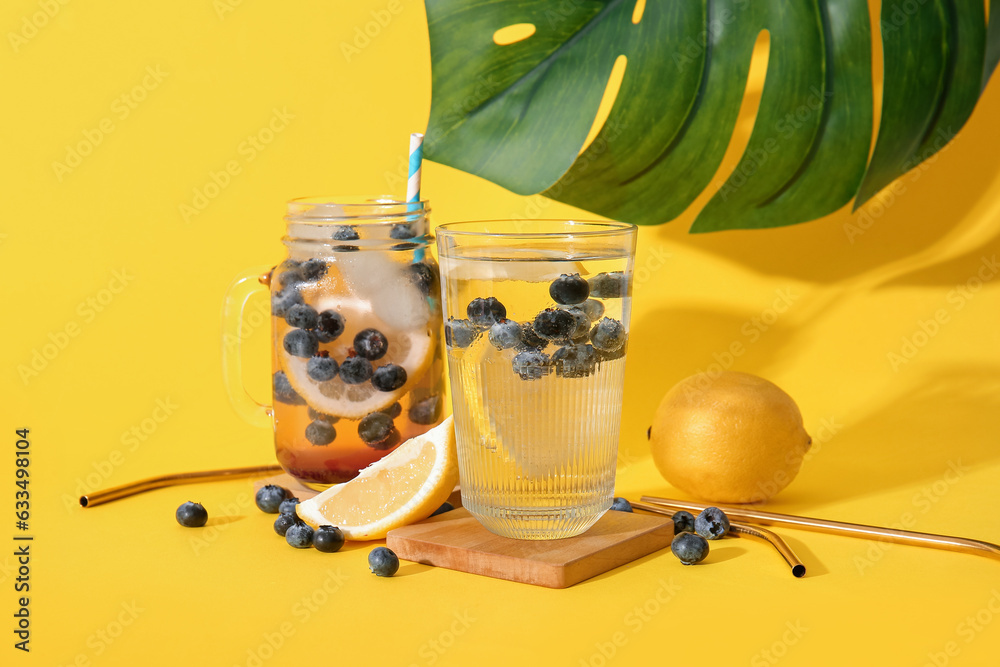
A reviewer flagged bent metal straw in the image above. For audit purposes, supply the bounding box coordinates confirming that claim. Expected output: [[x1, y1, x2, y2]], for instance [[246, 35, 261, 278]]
[[640, 496, 1000, 562]]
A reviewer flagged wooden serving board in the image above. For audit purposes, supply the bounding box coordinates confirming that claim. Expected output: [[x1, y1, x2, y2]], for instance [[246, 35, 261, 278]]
[[386, 508, 674, 589]]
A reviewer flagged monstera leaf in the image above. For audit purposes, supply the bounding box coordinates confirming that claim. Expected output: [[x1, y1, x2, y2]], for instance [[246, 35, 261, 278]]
[[423, 0, 1000, 231]]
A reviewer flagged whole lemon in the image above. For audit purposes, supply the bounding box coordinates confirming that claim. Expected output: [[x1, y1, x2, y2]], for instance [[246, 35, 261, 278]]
[[649, 371, 812, 503]]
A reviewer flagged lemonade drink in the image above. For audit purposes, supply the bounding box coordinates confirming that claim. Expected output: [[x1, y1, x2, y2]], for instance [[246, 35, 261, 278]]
[[267, 198, 445, 487], [437, 221, 636, 540]]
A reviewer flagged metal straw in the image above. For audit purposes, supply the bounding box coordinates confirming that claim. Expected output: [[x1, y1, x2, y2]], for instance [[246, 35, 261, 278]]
[[640, 496, 1000, 562], [80, 464, 282, 508], [630, 500, 807, 577]]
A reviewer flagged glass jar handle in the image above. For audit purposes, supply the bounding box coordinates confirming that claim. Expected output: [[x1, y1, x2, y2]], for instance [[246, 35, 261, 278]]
[[221, 266, 274, 429]]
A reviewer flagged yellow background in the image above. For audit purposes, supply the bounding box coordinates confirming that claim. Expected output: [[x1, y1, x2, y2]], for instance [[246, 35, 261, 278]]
[[3, 1, 1000, 665]]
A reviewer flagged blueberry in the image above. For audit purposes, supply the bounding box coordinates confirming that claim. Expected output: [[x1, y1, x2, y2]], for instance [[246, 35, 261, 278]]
[[445, 318, 477, 348], [369, 428, 401, 451], [671, 532, 710, 565], [255, 484, 290, 513], [392, 242, 419, 251], [277, 266, 303, 289], [695, 507, 731, 540], [380, 402, 402, 419], [551, 344, 597, 378], [307, 353, 339, 382], [409, 395, 442, 425], [588, 272, 627, 299], [273, 513, 298, 537], [467, 297, 506, 327], [332, 225, 360, 241], [358, 412, 395, 445], [368, 546, 400, 576], [273, 371, 306, 405], [533, 308, 576, 340], [430, 502, 455, 517], [305, 420, 337, 446], [339, 355, 374, 384], [271, 288, 304, 318], [314, 310, 345, 343], [672, 511, 696, 535], [308, 407, 339, 423], [488, 319, 522, 350], [610, 497, 632, 512], [285, 523, 315, 549], [581, 299, 605, 321], [595, 340, 628, 363], [372, 364, 407, 392], [512, 349, 551, 380], [590, 317, 627, 352], [286, 303, 319, 330], [549, 273, 589, 305], [278, 498, 301, 515], [564, 308, 591, 342], [390, 223, 416, 239], [283, 329, 319, 358], [354, 328, 388, 360], [518, 322, 548, 350], [313, 525, 346, 553], [175, 501, 208, 527], [408, 262, 438, 297], [299, 258, 328, 281]]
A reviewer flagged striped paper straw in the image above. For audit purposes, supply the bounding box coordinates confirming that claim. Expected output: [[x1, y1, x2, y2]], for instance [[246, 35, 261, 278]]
[[406, 132, 425, 260]]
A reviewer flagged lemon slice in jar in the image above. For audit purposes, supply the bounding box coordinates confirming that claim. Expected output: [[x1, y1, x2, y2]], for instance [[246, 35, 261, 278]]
[[279, 296, 436, 420]]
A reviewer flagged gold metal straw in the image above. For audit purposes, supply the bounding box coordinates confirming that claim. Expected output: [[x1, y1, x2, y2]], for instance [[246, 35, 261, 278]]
[[80, 464, 283, 508], [641, 496, 1000, 562], [630, 500, 807, 577]]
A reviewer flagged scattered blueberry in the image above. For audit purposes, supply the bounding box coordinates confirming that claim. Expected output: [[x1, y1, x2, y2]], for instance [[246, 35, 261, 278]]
[[339, 355, 374, 384], [313, 525, 346, 553], [308, 407, 339, 423], [518, 322, 548, 350], [390, 223, 416, 239], [307, 352, 339, 382], [368, 547, 400, 577], [273, 371, 306, 405], [380, 402, 402, 419], [445, 318, 477, 348], [671, 532, 710, 565], [305, 420, 337, 446], [175, 501, 208, 527], [533, 308, 576, 340], [372, 364, 407, 392], [695, 507, 731, 540], [314, 310, 346, 343], [512, 349, 551, 380], [409, 395, 441, 425], [590, 317, 627, 352], [467, 297, 507, 327], [610, 497, 632, 512], [358, 412, 395, 445], [581, 299, 605, 321], [278, 498, 301, 515], [255, 485, 290, 513], [408, 262, 438, 297], [552, 344, 597, 378], [430, 502, 455, 517], [488, 319, 522, 350], [588, 272, 628, 298], [549, 273, 590, 305], [273, 513, 298, 537], [354, 328, 389, 360], [285, 523, 315, 549], [286, 303, 319, 330], [299, 258, 328, 281], [271, 288, 304, 318], [283, 329, 319, 358], [672, 511, 696, 535]]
